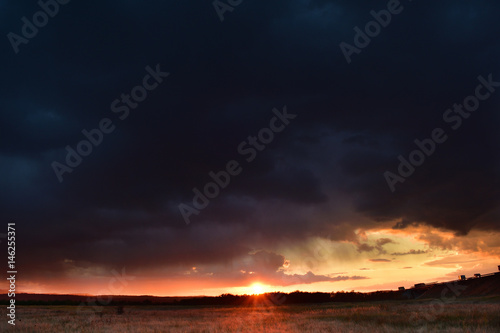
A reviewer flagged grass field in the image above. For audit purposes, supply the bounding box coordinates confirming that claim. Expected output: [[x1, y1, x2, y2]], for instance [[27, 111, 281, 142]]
[[1, 301, 499, 332]]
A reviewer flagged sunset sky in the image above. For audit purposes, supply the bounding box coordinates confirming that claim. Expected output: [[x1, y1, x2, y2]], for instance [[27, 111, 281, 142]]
[[1, 1, 499, 297]]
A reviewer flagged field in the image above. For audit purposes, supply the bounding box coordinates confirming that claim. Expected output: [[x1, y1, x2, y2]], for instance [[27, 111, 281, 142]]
[[1, 300, 499, 332]]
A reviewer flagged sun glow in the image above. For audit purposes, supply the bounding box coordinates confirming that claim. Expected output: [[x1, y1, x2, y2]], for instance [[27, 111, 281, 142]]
[[250, 283, 264, 295]]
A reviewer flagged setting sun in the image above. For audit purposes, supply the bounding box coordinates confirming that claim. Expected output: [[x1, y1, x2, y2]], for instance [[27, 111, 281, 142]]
[[251, 283, 264, 295]]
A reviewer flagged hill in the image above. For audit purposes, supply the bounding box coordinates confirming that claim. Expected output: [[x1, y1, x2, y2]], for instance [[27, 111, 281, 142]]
[[417, 272, 500, 300]]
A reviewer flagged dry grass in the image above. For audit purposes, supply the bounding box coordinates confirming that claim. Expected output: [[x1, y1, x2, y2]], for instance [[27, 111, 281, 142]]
[[1, 302, 499, 332]]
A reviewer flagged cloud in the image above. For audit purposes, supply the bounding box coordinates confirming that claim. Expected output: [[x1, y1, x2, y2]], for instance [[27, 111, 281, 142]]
[[279, 272, 368, 286], [424, 257, 482, 268], [357, 243, 375, 253], [376, 238, 394, 246], [368, 259, 392, 263], [165, 250, 368, 288], [391, 249, 428, 256], [357, 237, 395, 254], [243, 250, 286, 273]]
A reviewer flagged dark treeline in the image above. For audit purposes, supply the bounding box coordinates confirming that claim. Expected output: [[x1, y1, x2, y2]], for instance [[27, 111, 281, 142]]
[[173, 290, 420, 306]]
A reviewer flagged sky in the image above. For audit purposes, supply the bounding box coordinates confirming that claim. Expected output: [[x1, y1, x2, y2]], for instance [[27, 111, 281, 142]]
[[0, 0, 499, 297]]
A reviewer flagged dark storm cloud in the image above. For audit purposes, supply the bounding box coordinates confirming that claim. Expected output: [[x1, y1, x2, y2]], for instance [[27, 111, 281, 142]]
[[0, 0, 499, 282]]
